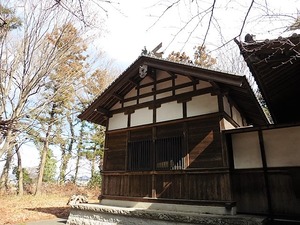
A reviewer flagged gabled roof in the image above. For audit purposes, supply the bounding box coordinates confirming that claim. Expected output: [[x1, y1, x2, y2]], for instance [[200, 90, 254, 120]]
[[78, 55, 268, 126], [235, 34, 300, 124]]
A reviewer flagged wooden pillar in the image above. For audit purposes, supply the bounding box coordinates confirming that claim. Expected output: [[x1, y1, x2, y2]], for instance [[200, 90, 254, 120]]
[[258, 130, 273, 219]]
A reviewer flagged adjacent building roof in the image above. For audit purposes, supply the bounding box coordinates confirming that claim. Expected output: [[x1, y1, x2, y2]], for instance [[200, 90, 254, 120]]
[[78, 55, 269, 126], [235, 33, 300, 124]]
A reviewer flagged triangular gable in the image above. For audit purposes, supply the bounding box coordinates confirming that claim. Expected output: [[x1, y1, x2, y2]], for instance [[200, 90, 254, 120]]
[[79, 55, 268, 127]]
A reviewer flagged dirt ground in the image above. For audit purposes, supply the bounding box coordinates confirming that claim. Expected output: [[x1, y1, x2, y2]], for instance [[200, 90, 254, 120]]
[[0, 194, 70, 225], [0, 184, 100, 225]]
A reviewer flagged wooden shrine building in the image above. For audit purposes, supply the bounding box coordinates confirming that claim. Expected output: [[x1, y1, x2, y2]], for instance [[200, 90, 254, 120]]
[[79, 55, 267, 211], [76, 35, 300, 224]]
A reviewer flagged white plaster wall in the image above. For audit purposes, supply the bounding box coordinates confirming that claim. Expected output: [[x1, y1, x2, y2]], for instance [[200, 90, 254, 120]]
[[232, 131, 263, 169], [124, 88, 137, 107], [186, 94, 218, 117], [176, 86, 194, 95], [220, 118, 235, 130], [131, 108, 153, 127], [156, 70, 170, 80], [140, 76, 153, 85], [156, 101, 183, 122], [196, 81, 211, 89], [156, 91, 172, 99], [223, 96, 231, 116], [108, 113, 128, 130], [125, 88, 137, 99], [175, 75, 190, 85], [232, 106, 243, 126], [110, 102, 122, 110], [123, 100, 137, 107], [157, 80, 172, 90], [139, 96, 154, 103], [263, 126, 300, 167], [140, 85, 153, 95]]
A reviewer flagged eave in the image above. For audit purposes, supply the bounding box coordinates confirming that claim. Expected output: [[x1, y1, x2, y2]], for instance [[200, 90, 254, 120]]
[[79, 55, 269, 127], [235, 34, 300, 124]]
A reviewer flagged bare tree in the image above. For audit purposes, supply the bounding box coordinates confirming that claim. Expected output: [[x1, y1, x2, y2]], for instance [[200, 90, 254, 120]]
[[15, 144, 24, 196], [0, 2, 92, 188], [48, 0, 120, 26], [148, 1, 298, 55]]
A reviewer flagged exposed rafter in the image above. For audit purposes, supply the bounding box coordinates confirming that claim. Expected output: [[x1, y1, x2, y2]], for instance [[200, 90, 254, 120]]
[[113, 93, 123, 101]]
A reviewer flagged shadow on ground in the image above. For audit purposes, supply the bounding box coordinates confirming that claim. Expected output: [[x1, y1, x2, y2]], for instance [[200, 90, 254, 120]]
[[25, 207, 70, 219]]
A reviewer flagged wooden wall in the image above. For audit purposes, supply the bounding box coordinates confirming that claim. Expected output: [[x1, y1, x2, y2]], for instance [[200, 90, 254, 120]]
[[101, 115, 233, 204], [102, 172, 232, 201], [231, 168, 300, 217], [104, 131, 127, 171], [187, 118, 223, 168], [226, 125, 300, 218]]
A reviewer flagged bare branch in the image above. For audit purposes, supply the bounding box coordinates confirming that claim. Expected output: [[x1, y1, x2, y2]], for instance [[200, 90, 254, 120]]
[[201, 0, 216, 49], [147, 0, 181, 32], [238, 0, 255, 38]]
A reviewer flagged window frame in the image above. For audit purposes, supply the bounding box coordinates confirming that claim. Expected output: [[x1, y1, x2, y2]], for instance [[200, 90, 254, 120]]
[[127, 135, 184, 171]]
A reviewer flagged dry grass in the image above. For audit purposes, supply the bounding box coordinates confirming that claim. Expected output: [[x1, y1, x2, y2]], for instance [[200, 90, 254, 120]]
[[0, 184, 100, 225], [0, 194, 70, 225]]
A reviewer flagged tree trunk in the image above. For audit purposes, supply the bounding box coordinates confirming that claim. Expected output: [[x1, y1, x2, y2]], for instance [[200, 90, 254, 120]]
[[0, 146, 13, 193], [0, 129, 16, 159], [16, 145, 24, 196], [35, 104, 55, 195], [90, 144, 97, 178], [73, 123, 84, 183], [58, 144, 67, 184], [73, 152, 80, 183], [59, 114, 74, 184], [35, 140, 49, 195]]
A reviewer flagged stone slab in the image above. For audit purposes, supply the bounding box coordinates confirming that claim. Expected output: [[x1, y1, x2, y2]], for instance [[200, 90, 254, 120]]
[[66, 203, 267, 225], [100, 199, 236, 215]]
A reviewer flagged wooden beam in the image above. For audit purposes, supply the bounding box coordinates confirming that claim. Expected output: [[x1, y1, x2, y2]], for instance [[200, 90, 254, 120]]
[[96, 107, 110, 116], [113, 93, 123, 101], [144, 60, 244, 87], [148, 67, 157, 81], [187, 75, 196, 82], [128, 78, 139, 86], [209, 80, 221, 95], [177, 97, 192, 103], [112, 87, 213, 115], [124, 109, 135, 115], [166, 71, 177, 78]]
